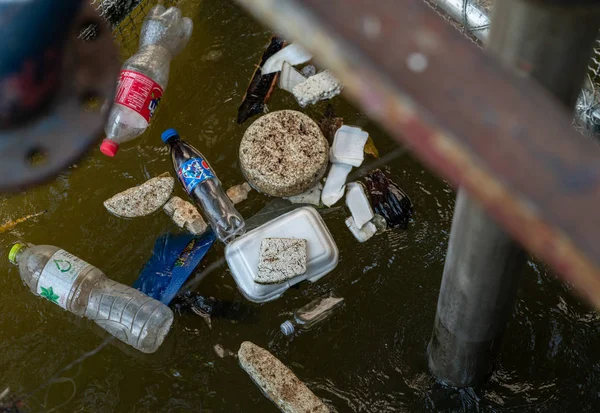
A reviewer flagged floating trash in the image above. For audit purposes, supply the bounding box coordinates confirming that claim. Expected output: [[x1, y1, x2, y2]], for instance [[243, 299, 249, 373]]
[[239, 110, 329, 197], [0, 388, 22, 413], [238, 341, 330, 413], [345, 182, 374, 229], [104, 173, 174, 218], [301, 65, 317, 77], [163, 196, 208, 235], [172, 291, 257, 328], [225, 207, 338, 303], [163, 129, 245, 243], [319, 105, 344, 143], [364, 136, 379, 158], [280, 296, 344, 336], [345, 216, 377, 242], [285, 182, 322, 206], [214, 344, 226, 358], [135, 231, 215, 305], [371, 214, 388, 232], [0, 210, 47, 233], [226, 182, 252, 205], [261, 43, 313, 75], [279, 61, 307, 93], [321, 163, 352, 207], [330, 125, 369, 167], [10, 242, 173, 353], [256, 238, 307, 285], [237, 36, 285, 124], [293, 70, 343, 107], [172, 291, 216, 328], [363, 169, 413, 229], [102, 5, 193, 157]]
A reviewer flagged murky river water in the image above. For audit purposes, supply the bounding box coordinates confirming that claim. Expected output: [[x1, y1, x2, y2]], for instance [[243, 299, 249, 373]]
[[2, 1, 600, 412]]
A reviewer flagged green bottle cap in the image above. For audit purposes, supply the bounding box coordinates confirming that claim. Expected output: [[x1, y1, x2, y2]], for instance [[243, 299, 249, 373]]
[[8, 243, 25, 264]]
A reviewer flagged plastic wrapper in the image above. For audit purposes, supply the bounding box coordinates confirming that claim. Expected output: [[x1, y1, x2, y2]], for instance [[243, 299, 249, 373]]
[[363, 169, 413, 229], [261, 43, 312, 75], [135, 231, 215, 304], [237, 37, 285, 124]]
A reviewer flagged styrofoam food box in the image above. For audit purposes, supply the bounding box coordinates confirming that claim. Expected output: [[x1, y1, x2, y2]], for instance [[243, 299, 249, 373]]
[[225, 206, 339, 303]]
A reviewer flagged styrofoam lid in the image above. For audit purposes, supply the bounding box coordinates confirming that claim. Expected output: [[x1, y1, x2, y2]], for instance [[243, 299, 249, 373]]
[[225, 206, 339, 303], [330, 125, 368, 167]]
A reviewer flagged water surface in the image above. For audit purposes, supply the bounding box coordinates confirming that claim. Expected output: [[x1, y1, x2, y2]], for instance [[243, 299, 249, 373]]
[[1, 1, 600, 412]]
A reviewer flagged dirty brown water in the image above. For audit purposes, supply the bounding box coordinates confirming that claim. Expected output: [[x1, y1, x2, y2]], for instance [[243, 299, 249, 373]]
[[2, 1, 600, 412]]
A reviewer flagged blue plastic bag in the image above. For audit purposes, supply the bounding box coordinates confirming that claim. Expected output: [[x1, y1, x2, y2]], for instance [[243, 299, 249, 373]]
[[135, 231, 215, 304]]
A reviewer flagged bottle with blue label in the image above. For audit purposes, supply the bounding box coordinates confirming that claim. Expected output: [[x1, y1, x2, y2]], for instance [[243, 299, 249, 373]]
[[162, 128, 245, 243]]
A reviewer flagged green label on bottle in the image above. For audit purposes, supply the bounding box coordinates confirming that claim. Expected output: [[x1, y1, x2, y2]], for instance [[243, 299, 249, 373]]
[[37, 250, 91, 310]]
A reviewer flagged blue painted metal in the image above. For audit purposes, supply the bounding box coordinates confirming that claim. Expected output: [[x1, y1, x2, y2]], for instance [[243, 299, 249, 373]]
[[0, 0, 119, 192], [0, 0, 83, 127]]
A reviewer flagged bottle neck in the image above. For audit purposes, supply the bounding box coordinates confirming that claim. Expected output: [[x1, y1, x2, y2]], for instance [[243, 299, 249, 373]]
[[166, 136, 180, 146], [9, 243, 30, 265], [280, 320, 296, 336]]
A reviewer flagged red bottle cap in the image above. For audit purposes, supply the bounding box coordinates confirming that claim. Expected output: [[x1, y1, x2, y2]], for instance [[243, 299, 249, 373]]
[[100, 139, 120, 157]]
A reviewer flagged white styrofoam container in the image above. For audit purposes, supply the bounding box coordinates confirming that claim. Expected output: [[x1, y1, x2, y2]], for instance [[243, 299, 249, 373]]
[[225, 206, 339, 303], [345, 182, 374, 229], [345, 216, 376, 242], [330, 125, 369, 167], [321, 162, 352, 207]]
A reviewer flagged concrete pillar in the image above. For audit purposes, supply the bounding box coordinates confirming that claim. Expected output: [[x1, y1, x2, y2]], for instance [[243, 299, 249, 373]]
[[428, 0, 600, 387]]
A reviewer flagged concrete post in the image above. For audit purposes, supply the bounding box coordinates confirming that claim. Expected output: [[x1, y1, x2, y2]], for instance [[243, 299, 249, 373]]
[[428, 0, 600, 387]]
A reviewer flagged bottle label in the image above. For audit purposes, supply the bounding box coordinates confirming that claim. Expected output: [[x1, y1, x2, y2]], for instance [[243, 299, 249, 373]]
[[114, 70, 163, 123], [177, 158, 216, 193], [37, 250, 91, 310]]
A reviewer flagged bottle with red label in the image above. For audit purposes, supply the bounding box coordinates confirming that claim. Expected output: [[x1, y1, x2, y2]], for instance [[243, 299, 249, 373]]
[[101, 5, 193, 157], [162, 128, 246, 243]]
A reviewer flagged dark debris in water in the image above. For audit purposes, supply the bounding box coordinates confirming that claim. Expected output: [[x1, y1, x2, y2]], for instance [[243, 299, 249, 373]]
[[172, 291, 258, 324], [0, 392, 24, 413], [318, 104, 344, 144], [173, 291, 216, 317], [363, 169, 413, 229], [237, 37, 285, 124]]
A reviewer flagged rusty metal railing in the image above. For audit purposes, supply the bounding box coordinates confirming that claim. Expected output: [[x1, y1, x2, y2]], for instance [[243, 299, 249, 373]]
[[235, 0, 600, 309]]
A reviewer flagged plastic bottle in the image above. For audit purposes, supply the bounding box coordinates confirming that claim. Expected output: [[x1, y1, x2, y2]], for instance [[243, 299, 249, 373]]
[[9, 243, 174, 354], [280, 296, 344, 336], [101, 5, 193, 157], [162, 128, 246, 243]]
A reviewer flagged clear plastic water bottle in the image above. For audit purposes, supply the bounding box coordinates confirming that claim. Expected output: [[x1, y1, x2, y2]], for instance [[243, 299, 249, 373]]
[[162, 128, 246, 243], [9, 243, 174, 354], [280, 296, 344, 336], [101, 5, 193, 157]]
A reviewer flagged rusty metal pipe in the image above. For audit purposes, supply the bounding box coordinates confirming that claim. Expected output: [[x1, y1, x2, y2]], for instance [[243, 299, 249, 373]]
[[428, 0, 600, 387]]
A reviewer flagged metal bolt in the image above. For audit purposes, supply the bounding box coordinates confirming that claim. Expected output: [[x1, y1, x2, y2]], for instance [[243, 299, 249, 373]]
[[406, 52, 429, 73]]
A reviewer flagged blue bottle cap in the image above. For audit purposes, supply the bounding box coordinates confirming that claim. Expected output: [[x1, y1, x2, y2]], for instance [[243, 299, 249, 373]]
[[161, 128, 179, 143]]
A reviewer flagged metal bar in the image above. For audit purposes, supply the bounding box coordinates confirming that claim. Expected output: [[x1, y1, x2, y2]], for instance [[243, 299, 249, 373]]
[[428, 0, 600, 138], [428, 0, 600, 387], [429, 192, 527, 386], [235, 0, 600, 308], [429, 0, 490, 41]]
